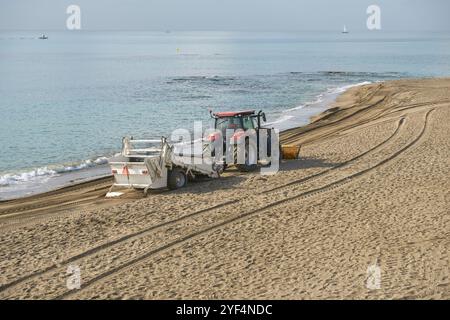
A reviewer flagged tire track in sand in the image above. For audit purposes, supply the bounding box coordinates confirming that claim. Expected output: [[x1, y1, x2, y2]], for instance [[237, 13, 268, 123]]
[[0, 116, 407, 297], [57, 110, 432, 300]]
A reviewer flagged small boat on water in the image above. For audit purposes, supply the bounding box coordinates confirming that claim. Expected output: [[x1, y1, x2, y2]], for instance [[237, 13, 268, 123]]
[[342, 25, 349, 34], [38, 34, 48, 40]]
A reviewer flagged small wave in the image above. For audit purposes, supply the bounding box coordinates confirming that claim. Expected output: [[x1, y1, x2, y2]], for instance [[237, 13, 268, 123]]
[[264, 115, 294, 126], [55, 156, 109, 173], [271, 81, 372, 129], [321, 71, 377, 76], [0, 156, 109, 187], [182, 95, 213, 100], [283, 104, 306, 113], [327, 81, 372, 94], [0, 167, 56, 187], [171, 76, 207, 82], [168, 76, 235, 84], [319, 71, 405, 79]]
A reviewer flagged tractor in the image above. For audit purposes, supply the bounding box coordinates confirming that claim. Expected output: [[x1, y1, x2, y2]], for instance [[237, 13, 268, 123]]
[[208, 110, 278, 172]]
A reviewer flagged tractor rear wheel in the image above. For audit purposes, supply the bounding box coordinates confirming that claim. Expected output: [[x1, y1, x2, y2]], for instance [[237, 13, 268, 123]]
[[168, 167, 187, 190], [234, 140, 258, 172]]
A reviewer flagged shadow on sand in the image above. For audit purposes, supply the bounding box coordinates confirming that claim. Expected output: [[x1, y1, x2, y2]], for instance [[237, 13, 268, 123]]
[[143, 157, 339, 196], [279, 157, 339, 172], [148, 173, 247, 196]]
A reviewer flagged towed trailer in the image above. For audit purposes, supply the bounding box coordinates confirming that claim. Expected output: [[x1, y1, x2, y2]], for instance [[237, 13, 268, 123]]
[[107, 137, 221, 196]]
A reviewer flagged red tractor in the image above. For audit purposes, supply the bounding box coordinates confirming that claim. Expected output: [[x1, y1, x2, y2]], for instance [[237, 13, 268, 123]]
[[208, 110, 278, 172]]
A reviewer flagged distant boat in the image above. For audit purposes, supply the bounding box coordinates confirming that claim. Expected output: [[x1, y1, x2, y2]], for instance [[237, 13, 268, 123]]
[[342, 25, 349, 34], [38, 34, 48, 40]]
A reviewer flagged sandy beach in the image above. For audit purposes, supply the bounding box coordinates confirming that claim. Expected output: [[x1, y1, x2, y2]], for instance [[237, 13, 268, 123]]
[[0, 78, 449, 299]]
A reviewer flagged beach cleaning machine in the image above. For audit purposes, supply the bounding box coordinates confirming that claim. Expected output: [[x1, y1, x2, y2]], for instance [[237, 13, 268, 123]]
[[107, 137, 222, 196]]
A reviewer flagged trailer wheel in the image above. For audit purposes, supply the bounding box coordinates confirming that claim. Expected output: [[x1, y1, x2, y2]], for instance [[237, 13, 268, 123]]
[[168, 168, 187, 190]]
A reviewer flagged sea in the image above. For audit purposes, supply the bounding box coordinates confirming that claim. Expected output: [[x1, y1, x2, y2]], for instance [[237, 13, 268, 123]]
[[1, 30, 450, 199]]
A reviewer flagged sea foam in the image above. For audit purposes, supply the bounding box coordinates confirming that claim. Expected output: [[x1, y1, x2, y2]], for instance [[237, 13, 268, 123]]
[[0, 156, 109, 187]]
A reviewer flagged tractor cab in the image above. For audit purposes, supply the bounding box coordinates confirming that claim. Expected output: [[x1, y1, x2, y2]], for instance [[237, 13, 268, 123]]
[[213, 111, 259, 134], [210, 110, 266, 138], [209, 109, 275, 172]]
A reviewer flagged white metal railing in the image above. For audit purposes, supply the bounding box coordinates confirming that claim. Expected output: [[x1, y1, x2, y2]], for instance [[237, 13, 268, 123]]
[[122, 137, 164, 158], [128, 139, 161, 143]]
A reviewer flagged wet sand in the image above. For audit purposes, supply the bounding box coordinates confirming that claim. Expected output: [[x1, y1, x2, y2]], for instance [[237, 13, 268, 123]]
[[0, 78, 449, 299]]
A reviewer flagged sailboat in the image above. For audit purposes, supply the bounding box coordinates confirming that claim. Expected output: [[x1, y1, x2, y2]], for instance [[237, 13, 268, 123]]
[[342, 25, 349, 34]]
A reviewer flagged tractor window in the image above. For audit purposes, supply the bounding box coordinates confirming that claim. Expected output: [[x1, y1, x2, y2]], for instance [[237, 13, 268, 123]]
[[216, 117, 243, 134], [242, 116, 255, 130]]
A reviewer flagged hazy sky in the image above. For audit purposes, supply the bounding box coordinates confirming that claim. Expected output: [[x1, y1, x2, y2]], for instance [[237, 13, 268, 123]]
[[1, 0, 449, 31]]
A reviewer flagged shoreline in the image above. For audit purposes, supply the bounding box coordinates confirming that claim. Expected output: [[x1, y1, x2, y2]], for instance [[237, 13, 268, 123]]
[[1, 77, 449, 299], [0, 81, 371, 202], [0, 76, 445, 204]]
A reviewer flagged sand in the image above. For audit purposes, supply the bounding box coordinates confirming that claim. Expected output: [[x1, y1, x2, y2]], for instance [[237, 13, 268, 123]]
[[0, 78, 449, 299]]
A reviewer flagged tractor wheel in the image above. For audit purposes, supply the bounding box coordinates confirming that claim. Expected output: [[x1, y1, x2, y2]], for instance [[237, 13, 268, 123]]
[[234, 140, 258, 172], [168, 167, 187, 190]]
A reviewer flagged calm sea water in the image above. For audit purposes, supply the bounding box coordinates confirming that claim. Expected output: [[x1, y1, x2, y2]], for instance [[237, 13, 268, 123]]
[[1, 31, 450, 198]]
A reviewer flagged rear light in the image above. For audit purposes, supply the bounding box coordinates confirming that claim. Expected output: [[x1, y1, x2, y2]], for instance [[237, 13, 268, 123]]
[[141, 170, 148, 175], [111, 169, 118, 174]]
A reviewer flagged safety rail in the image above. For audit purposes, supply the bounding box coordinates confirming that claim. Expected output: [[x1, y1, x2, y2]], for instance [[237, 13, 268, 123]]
[[122, 137, 164, 158]]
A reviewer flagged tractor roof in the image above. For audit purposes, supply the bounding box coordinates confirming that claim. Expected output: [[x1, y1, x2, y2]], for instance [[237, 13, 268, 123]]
[[213, 110, 255, 118]]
